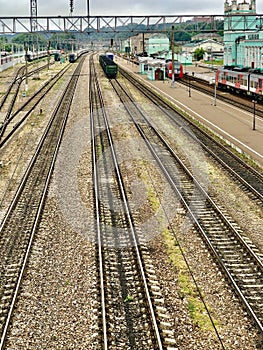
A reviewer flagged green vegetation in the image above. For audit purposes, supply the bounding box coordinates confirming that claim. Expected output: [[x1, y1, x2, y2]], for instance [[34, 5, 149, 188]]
[[163, 228, 220, 331], [124, 294, 133, 302], [194, 48, 205, 61], [0, 35, 12, 52]]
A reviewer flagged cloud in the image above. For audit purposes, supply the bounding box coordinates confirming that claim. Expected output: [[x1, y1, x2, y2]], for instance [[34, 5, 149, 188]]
[[0, 0, 222, 16], [0, 0, 262, 17]]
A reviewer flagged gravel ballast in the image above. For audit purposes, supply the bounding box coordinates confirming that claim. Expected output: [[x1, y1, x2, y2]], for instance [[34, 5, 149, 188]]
[[2, 56, 263, 349]]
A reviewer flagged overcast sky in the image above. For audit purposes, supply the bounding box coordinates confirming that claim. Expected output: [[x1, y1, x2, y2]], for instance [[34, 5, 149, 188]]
[[0, 0, 263, 17]]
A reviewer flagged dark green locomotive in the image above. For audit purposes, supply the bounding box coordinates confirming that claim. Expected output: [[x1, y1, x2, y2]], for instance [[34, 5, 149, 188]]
[[99, 55, 118, 78]]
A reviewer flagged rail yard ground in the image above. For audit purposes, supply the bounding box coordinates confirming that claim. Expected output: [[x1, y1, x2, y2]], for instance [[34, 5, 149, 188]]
[[0, 55, 262, 349]]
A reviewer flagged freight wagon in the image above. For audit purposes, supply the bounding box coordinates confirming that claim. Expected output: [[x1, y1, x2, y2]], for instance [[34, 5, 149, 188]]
[[99, 55, 118, 78]]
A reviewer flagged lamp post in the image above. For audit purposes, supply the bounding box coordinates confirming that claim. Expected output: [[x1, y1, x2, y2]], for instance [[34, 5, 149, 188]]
[[171, 25, 175, 88], [214, 70, 217, 106], [252, 98, 257, 130], [25, 44, 28, 87]]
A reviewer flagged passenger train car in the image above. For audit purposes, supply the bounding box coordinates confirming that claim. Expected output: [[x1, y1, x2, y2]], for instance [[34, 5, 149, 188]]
[[166, 60, 184, 79], [216, 66, 263, 101], [0, 52, 13, 65], [68, 48, 89, 63], [25, 50, 60, 62]]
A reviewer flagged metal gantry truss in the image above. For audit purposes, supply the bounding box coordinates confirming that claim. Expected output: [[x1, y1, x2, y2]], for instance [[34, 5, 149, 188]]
[[30, 0, 38, 32], [0, 14, 262, 34]]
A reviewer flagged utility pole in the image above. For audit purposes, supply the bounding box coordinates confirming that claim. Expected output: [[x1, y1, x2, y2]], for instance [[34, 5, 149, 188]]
[[25, 44, 28, 95], [171, 25, 175, 88], [214, 71, 217, 106], [47, 40, 50, 70], [87, 0, 90, 33], [252, 99, 257, 130], [87, 0, 90, 18], [70, 0, 74, 16], [30, 0, 39, 80]]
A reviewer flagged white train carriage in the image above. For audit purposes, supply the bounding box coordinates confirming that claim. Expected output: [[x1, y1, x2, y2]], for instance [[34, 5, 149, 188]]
[[249, 73, 263, 97], [216, 67, 263, 100], [217, 67, 249, 93]]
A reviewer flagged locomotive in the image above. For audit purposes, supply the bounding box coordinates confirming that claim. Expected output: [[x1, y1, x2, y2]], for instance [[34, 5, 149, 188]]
[[54, 52, 61, 61], [216, 66, 263, 101], [99, 55, 118, 79], [166, 60, 184, 79]]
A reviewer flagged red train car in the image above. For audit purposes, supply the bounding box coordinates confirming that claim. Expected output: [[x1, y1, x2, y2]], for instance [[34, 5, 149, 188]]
[[166, 60, 184, 79], [0, 52, 12, 65]]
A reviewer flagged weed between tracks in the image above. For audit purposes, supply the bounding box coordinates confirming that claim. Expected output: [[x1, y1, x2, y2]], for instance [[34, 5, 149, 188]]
[[163, 227, 221, 331]]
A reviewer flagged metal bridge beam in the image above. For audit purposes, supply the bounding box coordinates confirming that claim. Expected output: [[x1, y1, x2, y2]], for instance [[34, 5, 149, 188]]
[[0, 14, 262, 34]]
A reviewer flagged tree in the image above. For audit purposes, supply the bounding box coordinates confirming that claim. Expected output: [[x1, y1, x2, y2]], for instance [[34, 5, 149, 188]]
[[194, 48, 205, 61], [49, 33, 77, 51], [0, 36, 12, 52], [12, 33, 47, 51]]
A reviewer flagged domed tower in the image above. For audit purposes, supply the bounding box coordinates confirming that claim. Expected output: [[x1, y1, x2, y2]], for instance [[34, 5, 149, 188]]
[[224, 0, 256, 14], [223, 0, 258, 66]]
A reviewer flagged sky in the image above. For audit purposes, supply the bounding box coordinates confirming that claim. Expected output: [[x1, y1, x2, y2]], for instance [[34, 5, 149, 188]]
[[0, 0, 262, 17]]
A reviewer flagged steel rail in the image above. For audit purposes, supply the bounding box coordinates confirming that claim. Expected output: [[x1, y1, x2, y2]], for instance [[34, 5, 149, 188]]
[[119, 67, 263, 202], [0, 61, 53, 114], [0, 63, 71, 147], [0, 57, 85, 348], [0, 66, 25, 111], [89, 57, 108, 350], [110, 76, 263, 333], [91, 57, 164, 349]]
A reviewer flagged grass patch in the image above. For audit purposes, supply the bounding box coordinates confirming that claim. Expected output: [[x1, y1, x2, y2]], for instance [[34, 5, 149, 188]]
[[163, 227, 220, 331]]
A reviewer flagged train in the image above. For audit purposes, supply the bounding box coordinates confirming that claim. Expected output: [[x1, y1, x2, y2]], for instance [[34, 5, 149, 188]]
[[99, 55, 118, 79], [68, 48, 89, 63], [105, 52, 114, 60], [25, 50, 60, 62], [54, 52, 61, 61], [166, 60, 184, 79], [0, 51, 13, 65], [216, 66, 263, 101]]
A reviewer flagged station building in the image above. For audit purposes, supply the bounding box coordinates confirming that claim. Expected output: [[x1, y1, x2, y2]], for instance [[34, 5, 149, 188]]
[[224, 0, 263, 71]]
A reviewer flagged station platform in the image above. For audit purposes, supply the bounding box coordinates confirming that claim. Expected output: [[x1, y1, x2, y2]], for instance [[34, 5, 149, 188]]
[[116, 57, 263, 168]]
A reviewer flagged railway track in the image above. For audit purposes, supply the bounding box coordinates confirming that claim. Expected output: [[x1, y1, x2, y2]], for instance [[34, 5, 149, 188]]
[[90, 56, 177, 349], [181, 73, 263, 118], [0, 62, 71, 147], [119, 67, 263, 204], [0, 56, 85, 348], [0, 60, 53, 115], [0, 65, 26, 112], [109, 75, 263, 335]]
